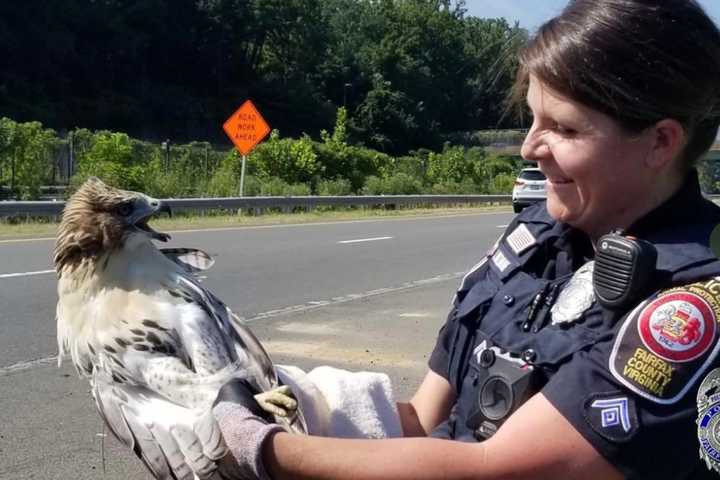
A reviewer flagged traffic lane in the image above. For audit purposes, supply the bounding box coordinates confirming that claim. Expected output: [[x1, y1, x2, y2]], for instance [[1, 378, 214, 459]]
[[0, 212, 512, 277], [169, 213, 513, 315], [0, 363, 150, 480], [0, 275, 57, 368], [0, 214, 510, 316], [0, 213, 513, 368], [157, 213, 507, 273], [0, 237, 54, 276], [0, 213, 508, 278]]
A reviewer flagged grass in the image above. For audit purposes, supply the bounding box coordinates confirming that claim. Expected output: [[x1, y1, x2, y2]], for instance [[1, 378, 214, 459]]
[[0, 205, 511, 240]]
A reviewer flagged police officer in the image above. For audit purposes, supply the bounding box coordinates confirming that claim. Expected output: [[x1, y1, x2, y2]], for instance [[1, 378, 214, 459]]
[[212, 1, 720, 479]]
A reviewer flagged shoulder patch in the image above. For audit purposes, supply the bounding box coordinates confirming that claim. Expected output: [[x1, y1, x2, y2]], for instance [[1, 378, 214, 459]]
[[583, 392, 638, 442], [505, 223, 536, 255], [492, 249, 510, 272], [610, 279, 720, 404]]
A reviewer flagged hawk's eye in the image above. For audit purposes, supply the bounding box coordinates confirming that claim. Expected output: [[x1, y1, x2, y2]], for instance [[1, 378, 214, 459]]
[[117, 202, 134, 216]]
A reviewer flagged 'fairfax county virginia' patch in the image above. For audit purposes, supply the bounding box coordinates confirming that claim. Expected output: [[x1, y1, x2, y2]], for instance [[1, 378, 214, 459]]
[[609, 279, 720, 404]]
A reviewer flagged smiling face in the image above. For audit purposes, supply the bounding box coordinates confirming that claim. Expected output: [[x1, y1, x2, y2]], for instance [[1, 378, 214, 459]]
[[520, 76, 680, 239]]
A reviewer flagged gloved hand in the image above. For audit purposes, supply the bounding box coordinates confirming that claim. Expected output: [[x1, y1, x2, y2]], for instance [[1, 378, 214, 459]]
[[212, 379, 284, 480]]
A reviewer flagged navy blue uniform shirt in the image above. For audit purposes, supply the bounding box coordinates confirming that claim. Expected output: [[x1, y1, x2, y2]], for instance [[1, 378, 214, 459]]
[[429, 171, 720, 479]]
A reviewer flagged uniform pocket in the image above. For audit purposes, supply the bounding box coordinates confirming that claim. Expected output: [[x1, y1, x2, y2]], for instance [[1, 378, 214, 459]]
[[456, 276, 499, 319]]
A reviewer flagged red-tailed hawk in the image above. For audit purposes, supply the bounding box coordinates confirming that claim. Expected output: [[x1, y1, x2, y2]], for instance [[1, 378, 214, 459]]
[[55, 177, 303, 479]]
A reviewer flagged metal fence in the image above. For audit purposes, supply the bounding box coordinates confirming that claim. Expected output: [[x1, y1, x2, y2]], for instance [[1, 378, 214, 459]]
[[0, 195, 514, 218]]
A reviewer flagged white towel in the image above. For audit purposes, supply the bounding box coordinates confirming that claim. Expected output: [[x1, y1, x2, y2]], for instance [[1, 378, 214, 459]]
[[276, 365, 402, 439]]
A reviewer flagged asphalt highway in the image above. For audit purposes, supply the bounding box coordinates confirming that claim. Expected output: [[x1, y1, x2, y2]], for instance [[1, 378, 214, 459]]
[[0, 210, 514, 479]]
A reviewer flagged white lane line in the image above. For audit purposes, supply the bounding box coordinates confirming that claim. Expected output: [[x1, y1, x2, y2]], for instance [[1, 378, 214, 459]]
[[0, 236, 55, 244], [0, 270, 464, 376], [0, 356, 58, 375], [496, 224, 509, 228], [0, 210, 512, 245], [399, 313, 432, 318], [0, 269, 55, 279], [338, 236, 393, 244], [244, 271, 462, 322]]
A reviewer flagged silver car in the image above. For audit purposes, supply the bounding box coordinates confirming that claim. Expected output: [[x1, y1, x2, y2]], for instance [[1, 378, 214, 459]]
[[512, 167, 547, 213]]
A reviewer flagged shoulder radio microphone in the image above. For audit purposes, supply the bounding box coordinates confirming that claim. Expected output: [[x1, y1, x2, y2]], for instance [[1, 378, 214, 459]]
[[593, 229, 657, 310]]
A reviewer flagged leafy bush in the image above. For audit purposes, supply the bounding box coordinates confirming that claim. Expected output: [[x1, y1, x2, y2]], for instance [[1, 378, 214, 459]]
[[475, 154, 518, 193], [260, 177, 311, 196], [426, 145, 475, 185], [315, 109, 393, 192], [71, 131, 146, 191], [393, 153, 427, 180], [0, 114, 531, 201], [207, 151, 242, 197], [698, 158, 720, 194], [241, 175, 263, 197], [488, 173, 515, 194], [317, 177, 353, 196], [0, 118, 58, 199], [362, 172, 423, 195], [252, 131, 320, 184], [430, 178, 480, 194]]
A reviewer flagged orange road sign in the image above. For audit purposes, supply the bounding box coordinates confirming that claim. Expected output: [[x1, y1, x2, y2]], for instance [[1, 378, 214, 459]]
[[223, 100, 271, 156]]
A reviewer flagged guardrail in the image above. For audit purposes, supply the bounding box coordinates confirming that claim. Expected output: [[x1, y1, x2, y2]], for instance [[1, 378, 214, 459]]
[[0, 195, 513, 218]]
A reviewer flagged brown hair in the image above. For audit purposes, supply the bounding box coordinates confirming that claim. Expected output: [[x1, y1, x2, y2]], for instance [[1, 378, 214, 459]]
[[513, 0, 720, 167]]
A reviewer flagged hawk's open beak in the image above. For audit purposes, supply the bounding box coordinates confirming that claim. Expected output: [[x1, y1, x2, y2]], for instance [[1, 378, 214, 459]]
[[156, 201, 172, 218], [133, 198, 172, 242]]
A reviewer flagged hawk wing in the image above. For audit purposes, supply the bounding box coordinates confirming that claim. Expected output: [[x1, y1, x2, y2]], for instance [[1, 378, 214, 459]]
[[160, 248, 215, 275], [171, 273, 306, 431], [82, 252, 305, 479], [93, 372, 225, 480]]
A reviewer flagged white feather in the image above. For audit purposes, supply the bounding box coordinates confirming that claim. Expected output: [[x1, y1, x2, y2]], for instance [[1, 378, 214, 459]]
[[57, 233, 305, 479]]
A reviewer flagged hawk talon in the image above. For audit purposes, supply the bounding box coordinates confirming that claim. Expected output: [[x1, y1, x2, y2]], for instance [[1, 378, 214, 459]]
[[254, 385, 298, 418]]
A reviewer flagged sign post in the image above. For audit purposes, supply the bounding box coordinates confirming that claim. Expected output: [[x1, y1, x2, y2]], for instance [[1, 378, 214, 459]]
[[222, 100, 271, 196], [240, 153, 247, 197]]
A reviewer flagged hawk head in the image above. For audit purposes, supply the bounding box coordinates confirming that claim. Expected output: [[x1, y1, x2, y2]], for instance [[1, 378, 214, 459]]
[[54, 177, 171, 271]]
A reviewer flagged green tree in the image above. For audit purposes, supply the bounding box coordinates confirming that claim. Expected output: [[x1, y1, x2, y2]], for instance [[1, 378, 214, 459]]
[[0, 118, 57, 199], [251, 130, 321, 184], [426, 145, 475, 185], [315, 118, 395, 191], [72, 132, 144, 191], [0, 118, 17, 188], [462, 17, 528, 129], [207, 151, 243, 197]]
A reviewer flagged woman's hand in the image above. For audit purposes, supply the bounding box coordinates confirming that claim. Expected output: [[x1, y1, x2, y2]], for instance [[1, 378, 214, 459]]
[[212, 379, 284, 480], [398, 370, 456, 436]]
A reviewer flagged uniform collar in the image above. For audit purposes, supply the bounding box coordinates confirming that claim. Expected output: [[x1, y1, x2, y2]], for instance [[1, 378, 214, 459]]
[[626, 170, 705, 238]]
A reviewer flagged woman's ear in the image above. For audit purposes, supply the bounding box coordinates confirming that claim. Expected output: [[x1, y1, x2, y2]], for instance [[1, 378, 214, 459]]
[[645, 118, 686, 169]]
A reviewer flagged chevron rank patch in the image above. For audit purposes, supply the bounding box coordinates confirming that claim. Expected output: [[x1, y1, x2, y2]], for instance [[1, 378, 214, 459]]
[[609, 279, 720, 404], [583, 393, 638, 442], [505, 223, 536, 255]]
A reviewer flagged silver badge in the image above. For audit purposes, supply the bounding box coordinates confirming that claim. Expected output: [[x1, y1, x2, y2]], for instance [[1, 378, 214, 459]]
[[551, 261, 595, 325], [697, 368, 720, 473]]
